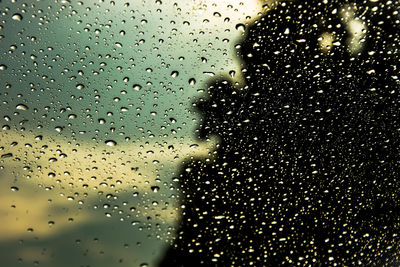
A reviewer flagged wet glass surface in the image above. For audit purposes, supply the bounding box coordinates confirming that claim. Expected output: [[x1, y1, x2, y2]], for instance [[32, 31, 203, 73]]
[[1, 0, 400, 266]]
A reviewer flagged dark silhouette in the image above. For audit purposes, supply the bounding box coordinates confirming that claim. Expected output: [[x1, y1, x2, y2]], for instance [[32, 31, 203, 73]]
[[160, 1, 400, 266]]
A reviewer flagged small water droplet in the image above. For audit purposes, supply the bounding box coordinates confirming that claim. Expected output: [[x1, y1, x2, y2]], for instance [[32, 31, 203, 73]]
[[105, 140, 117, 146], [171, 71, 179, 78], [132, 84, 142, 91], [11, 186, 19, 191], [0, 64, 7, 71], [188, 78, 196, 85], [235, 23, 246, 32], [76, 84, 85, 90], [151, 186, 160, 192]]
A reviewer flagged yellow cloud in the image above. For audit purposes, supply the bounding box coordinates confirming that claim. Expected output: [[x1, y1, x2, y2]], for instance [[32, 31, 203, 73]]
[[0, 129, 217, 240]]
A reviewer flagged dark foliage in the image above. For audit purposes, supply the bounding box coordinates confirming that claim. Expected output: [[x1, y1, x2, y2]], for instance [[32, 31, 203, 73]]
[[160, 1, 400, 266]]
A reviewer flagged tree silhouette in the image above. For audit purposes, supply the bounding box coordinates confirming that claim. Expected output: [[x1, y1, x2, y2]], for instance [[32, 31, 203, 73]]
[[159, 1, 400, 266]]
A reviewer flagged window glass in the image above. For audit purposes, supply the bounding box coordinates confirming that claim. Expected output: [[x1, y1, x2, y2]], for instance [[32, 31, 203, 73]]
[[1, 0, 400, 266]]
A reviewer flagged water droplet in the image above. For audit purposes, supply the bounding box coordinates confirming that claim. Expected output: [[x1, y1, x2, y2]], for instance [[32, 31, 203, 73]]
[[105, 140, 117, 146], [171, 71, 179, 78], [132, 84, 142, 91], [236, 23, 246, 32], [188, 78, 196, 85], [76, 84, 85, 90], [12, 13, 23, 21], [11, 186, 19, 191], [151, 186, 160, 192], [0, 64, 7, 71], [16, 104, 28, 110], [1, 153, 13, 158]]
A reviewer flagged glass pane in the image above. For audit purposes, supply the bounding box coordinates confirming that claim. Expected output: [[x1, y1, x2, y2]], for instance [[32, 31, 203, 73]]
[[1, 0, 399, 266]]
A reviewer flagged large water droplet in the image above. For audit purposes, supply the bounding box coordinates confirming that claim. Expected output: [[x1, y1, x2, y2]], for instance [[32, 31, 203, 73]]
[[1, 153, 13, 158], [12, 13, 23, 21], [16, 104, 28, 110]]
